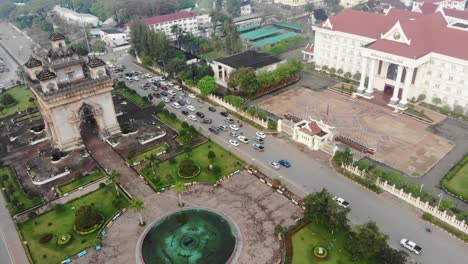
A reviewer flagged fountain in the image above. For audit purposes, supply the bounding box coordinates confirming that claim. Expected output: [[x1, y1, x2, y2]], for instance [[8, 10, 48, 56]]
[[141, 209, 237, 264]]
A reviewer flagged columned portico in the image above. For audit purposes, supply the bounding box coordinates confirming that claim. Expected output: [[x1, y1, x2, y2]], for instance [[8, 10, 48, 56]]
[[388, 65, 404, 107], [397, 67, 414, 110], [364, 58, 377, 98], [357, 56, 368, 93]]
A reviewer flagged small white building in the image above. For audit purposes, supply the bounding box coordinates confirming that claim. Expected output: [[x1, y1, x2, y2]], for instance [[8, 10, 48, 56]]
[[233, 14, 263, 29], [52, 5, 100, 27], [302, 42, 314, 62], [99, 28, 128, 48], [211, 50, 284, 87], [240, 1, 253, 16], [140, 11, 199, 40]]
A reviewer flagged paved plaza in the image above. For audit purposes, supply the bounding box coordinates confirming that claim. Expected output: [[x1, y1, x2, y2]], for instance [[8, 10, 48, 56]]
[[76, 172, 302, 264], [259, 87, 453, 176]]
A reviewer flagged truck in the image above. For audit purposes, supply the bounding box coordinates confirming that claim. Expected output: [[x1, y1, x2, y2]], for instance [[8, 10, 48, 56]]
[[400, 239, 422, 255]]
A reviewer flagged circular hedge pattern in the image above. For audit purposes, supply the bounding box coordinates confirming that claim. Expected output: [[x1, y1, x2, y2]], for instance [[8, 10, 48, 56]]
[[178, 159, 201, 179], [313, 246, 328, 260], [57, 234, 72, 247]]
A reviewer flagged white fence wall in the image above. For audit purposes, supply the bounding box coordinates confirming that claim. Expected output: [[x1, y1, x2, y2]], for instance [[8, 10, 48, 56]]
[[342, 165, 468, 234]]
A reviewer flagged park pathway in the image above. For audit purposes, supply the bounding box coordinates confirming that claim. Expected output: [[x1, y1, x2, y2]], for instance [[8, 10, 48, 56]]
[[83, 131, 154, 199]]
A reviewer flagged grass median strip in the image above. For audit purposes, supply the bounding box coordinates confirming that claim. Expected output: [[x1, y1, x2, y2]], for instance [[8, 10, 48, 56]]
[[0, 166, 42, 214], [57, 171, 106, 195]]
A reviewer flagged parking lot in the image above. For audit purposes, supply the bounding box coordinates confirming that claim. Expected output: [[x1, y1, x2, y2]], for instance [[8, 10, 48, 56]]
[[0, 45, 18, 90]]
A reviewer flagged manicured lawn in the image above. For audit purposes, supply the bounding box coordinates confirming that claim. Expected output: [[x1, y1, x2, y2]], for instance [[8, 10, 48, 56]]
[[443, 156, 468, 200], [18, 185, 128, 264], [131, 143, 169, 163], [155, 113, 199, 144], [57, 171, 106, 195], [141, 141, 244, 190], [292, 223, 374, 264], [200, 50, 229, 61], [0, 85, 37, 120], [113, 87, 150, 108], [0, 166, 42, 214], [14, 111, 41, 122]]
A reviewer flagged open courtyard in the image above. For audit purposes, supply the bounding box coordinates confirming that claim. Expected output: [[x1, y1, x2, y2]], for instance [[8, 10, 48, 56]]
[[75, 171, 303, 264], [259, 87, 453, 176]]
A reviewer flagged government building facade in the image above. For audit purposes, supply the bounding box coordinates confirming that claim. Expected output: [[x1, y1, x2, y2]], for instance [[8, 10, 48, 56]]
[[310, 8, 468, 111]]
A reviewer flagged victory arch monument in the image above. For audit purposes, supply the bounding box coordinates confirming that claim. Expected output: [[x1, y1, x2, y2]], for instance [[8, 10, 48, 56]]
[[24, 32, 120, 150]]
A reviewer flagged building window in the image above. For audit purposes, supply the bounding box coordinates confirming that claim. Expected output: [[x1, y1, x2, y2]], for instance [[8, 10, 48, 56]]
[[66, 71, 74, 80], [378, 61, 382, 75]]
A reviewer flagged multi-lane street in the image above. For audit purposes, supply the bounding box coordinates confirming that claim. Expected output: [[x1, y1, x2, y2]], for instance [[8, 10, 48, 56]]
[[104, 52, 468, 264]]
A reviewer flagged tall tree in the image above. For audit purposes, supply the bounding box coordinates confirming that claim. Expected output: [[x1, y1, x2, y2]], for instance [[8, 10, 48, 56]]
[[197, 76, 217, 96], [173, 181, 187, 207], [345, 221, 388, 260], [146, 153, 159, 181], [228, 67, 259, 96], [129, 198, 145, 226], [107, 170, 122, 196]]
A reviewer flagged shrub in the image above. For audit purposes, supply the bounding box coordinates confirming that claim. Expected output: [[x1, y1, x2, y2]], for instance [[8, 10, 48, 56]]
[[178, 159, 200, 178], [432, 97, 442, 105], [57, 234, 72, 246], [417, 94, 426, 102], [453, 105, 464, 115], [99, 182, 106, 189], [73, 206, 103, 233], [39, 233, 53, 244], [381, 170, 405, 189], [344, 72, 352, 79], [169, 157, 176, 164], [208, 151, 216, 161], [212, 165, 222, 178], [268, 120, 277, 130], [337, 68, 344, 75], [353, 72, 361, 80], [356, 159, 371, 171], [28, 211, 38, 219]]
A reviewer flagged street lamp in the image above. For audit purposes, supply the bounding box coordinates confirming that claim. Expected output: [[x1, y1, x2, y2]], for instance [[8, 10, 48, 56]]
[[437, 193, 444, 208]]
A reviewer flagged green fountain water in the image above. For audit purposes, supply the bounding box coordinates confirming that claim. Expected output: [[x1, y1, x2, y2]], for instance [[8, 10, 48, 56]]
[[141, 209, 236, 264]]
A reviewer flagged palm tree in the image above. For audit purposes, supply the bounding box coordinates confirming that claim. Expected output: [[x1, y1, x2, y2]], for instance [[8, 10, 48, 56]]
[[107, 170, 122, 196], [129, 198, 145, 226], [212, 34, 223, 53], [173, 181, 187, 207], [146, 154, 158, 179]]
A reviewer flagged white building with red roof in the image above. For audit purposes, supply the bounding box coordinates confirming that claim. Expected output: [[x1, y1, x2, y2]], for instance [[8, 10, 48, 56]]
[[410, 0, 466, 11], [279, 116, 334, 151], [311, 8, 468, 110], [127, 11, 199, 40]]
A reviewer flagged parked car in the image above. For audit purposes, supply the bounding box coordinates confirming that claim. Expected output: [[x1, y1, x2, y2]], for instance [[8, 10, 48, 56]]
[[278, 159, 291, 168], [220, 111, 228, 117], [172, 102, 181, 109], [133, 76, 139, 81], [162, 97, 170, 103], [196, 112, 205, 118], [181, 110, 189, 116], [125, 76, 132, 81], [256, 132, 266, 138], [253, 136, 264, 144], [188, 115, 197, 121], [160, 91, 168, 96], [225, 117, 235, 124], [269, 161, 281, 170], [237, 136, 249, 144], [208, 106, 216, 112], [174, 85, 182, 90], [229, 125, 239, 131], [252, 143, 264, 152], [167, 90, 176, 96], [187, 105, 196, 112], [218, 125, 228, 131], [230, 131, 239, 138], [201, 118, 212, 124], [333, 197, 350, 208], [177, 99, 186, 106], [400, 239, 422, 255], [229, 139, 240, 147], [188, 93, 196, 98], [209, 126, 220, 134]]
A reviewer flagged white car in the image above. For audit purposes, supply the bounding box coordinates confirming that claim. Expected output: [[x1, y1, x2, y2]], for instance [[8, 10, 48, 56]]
[[125, 76, 132, 81], [229, 125, 239, 131], [333, 197, 350, 208], [167, 82, 174, 86], [237, 136, 249, 144], [256, 132, 266, 138], [167, 90, 176, 96], [400, 239, 422, 255], [269, 161, 281, 170], [187, 105, 196, 112], [172, 102, 181, 109], [188, 93, 196, 98], [133, 76, 139, 81], [174, 85, 182, 90], [144, 73, 152, 78], [162, 97, 170, 103], [229, 139, 240, 147], [188, 115, 197, 121]]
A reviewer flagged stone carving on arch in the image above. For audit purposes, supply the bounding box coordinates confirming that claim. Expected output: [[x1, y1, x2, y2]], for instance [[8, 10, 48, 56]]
[[69, 101, 103, 123]]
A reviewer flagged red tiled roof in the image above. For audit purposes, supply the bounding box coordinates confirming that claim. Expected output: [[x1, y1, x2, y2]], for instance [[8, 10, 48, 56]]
[[443, 8, 468, 20], [418, 3, 438, 13], [143, 11, 197, 25], [300, 121, 322, 136], [415, 0, 464, 2], [321, 9, 468, 60], [303, 43, 314, 53]]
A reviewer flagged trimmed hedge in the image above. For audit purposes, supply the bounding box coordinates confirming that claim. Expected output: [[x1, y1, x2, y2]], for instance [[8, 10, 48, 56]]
[[57, 234, 72, 247], [444, 156, 468, 181]]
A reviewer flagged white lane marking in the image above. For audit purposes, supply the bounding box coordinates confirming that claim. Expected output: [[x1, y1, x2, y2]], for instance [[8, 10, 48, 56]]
[[1, 230, 14, 264]]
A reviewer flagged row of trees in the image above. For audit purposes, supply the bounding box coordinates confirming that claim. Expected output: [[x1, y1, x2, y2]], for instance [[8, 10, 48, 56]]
[[303, 189, 408, 263], [228, 59, 302, 96]]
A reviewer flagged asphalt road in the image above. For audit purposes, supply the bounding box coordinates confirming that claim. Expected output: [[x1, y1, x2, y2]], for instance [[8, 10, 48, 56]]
[[0, 44, 18, 89], [0, 22, 35, 65], [103, 52, 468, 264]]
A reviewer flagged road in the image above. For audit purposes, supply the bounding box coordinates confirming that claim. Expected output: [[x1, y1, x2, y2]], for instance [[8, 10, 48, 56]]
[[0, 194, 30, 264], [102, 52, 468, 264], [0, 22, 35, 65]]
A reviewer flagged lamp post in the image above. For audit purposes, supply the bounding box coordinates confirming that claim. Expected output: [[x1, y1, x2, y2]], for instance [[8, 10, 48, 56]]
[[437, 193, 444, 208]]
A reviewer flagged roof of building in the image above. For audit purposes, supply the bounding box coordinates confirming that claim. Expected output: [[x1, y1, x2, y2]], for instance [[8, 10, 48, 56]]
[[47, 46, 88, 60], [418, 2, 438, 13], [321, 8, 468, 60], [414, 0, 464, 3], [240, 27, 281, 40], [36, 69, 56, 81], [272, 22, 302, 31], [214, 50, 281, 69], [239, 24, 261, 32], [87, 57, 106, 68], [303, 43, 314, 54], [49, 32, 65, 41], [100, 28, 124, 34], [240, 0, 251, 6], [252, 32, 298, 47], [233, 13, 261, 23], [143, 11, 197, 25], [443, 8, 468, 20], [24, 57, 42, 68], [299, 121, 327, 137]]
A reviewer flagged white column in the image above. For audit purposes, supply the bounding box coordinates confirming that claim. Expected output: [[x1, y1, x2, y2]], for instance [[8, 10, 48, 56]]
[[399, 67, 414, 108], [365, 59, 377, 97], [390, 65, 404, 105], [221, 66, 225, 81], [357, 56, 368, 93]]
